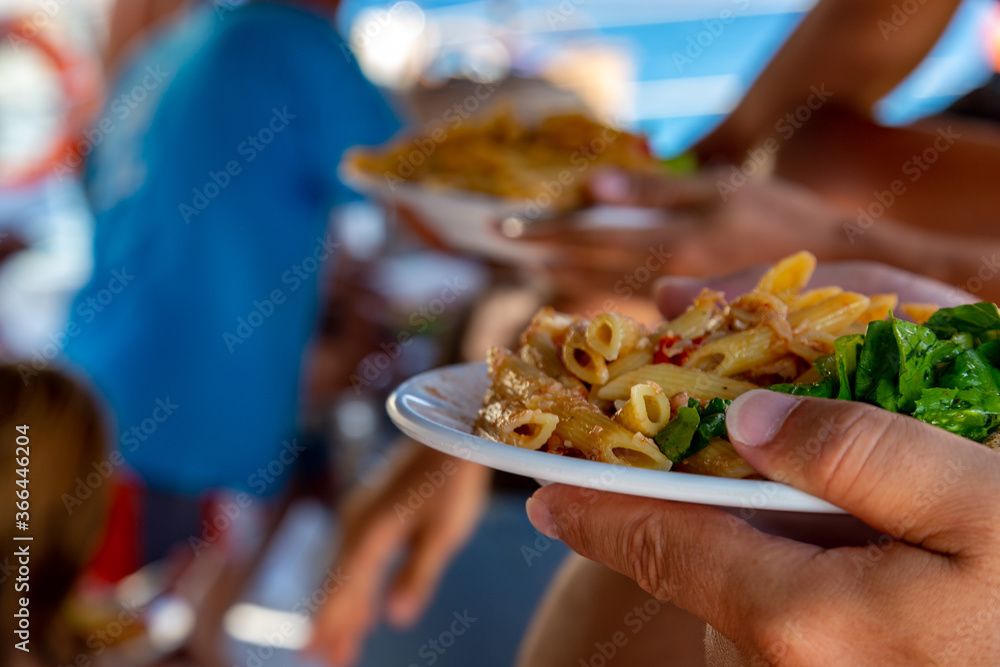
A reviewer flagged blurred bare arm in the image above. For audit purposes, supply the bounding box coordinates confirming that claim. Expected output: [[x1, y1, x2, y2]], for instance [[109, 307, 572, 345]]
[[697, 0, 964, 162], [584, 171, 1000, 303], [104, 0, 190, 72]]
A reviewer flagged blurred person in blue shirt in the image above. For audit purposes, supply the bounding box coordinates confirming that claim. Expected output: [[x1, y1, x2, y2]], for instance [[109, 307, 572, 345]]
[[61, 0, 399, 535]]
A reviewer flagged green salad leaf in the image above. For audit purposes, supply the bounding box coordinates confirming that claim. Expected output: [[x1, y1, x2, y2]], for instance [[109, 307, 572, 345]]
[[755, 303, 1000, 445], [813, 353, 837, 379], [834, 334, 864, 400], [770, 377, 837, 398], [892, 317, 964, 413], [654, 405, 700, 463], [854, 320, 900, 411], [654, 397, 733, 463], [939, 350, 1000, 395], [913, 387, 1000, 441], [651, 302, 1000, 455], [924, 302, 1000, 344]]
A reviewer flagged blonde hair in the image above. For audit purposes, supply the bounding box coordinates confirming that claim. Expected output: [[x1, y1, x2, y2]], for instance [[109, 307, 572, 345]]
[[0, 367, 109, 665]]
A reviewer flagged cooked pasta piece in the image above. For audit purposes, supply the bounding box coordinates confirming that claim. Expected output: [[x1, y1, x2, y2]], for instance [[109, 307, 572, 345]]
[[675, 438, 758, 479], [657, 290, 727, 340], [597, 364, 758, 402], [858, 293, 898, 324], [901, 302, 940, 325], [787, 292, 871, 334], [537, 393, 670, 469], [791, 286, 842, 310], [606, 344, 654, 380], [562, 328, 610, 385], [614, 382, 671, 436], [684, 328, 776, 377], [476, 251, 909, 480], [485, 347, 564, 405], [499, 409, 560, 450], [755, 250, 816, 300], [587, 313, 643, 362]]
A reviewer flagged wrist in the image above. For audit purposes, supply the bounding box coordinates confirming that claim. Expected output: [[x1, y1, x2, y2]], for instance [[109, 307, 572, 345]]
[[838, 214, 936, 277]]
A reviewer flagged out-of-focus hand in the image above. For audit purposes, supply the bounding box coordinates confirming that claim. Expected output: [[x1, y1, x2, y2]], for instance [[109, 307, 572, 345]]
[[307, 441, 490, 666], [526, 390, 1000, 666], [653, 260, 978, 319], [581, 170, 862, 278]]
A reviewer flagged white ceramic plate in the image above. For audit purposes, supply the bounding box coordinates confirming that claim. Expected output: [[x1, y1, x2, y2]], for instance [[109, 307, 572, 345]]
[[340, 161, 667, 266], [386, 362, 846, 514]]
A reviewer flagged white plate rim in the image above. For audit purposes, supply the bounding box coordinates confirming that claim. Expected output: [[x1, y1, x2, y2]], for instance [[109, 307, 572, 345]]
[[386, 362, 845, 514]]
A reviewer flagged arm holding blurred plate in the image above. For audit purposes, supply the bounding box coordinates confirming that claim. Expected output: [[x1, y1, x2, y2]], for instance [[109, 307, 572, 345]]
[[568, 169, 1000, 304]]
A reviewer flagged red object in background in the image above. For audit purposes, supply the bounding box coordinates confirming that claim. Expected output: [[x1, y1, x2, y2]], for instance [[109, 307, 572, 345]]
[[85, 478, 143, 584], [0, 15, 100, 187]]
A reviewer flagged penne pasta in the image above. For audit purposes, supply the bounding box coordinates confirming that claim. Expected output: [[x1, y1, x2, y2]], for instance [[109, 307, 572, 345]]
[[901, 302, 939, 325], [792, 286, 843, 310], [535, 393, 670, 470], [562, 328, 610, 385], [755, 250, 816, 300], [476, 251, 912, 480], [500, 409, 560, 450], [674, 438, 758, 478], [614, 382, 671, 436], [656, 289, 727, 340], [858, 293, 898, 324], [683, 328, 776, 377], [606, 344, 654, 380], [788, 292, 871, 335], [586, 313, 643, 362], [597, 364, 758, 402]]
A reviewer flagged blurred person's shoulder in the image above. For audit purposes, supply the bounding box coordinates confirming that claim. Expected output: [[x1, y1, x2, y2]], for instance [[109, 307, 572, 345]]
[[211, 1, 351, 73]]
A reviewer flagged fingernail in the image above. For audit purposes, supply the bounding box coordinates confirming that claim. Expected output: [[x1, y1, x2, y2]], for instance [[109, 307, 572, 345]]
[[526, 497, 559, 539], [727, 390, 802, 447], [591, 171, 629, 201]]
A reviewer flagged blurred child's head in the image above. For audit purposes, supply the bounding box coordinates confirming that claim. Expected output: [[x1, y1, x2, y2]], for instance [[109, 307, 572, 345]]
[[0, 367, 109, 665]]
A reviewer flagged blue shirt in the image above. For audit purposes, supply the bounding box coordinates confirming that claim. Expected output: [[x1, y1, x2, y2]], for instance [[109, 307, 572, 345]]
[[64, 1, 399, 495]]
